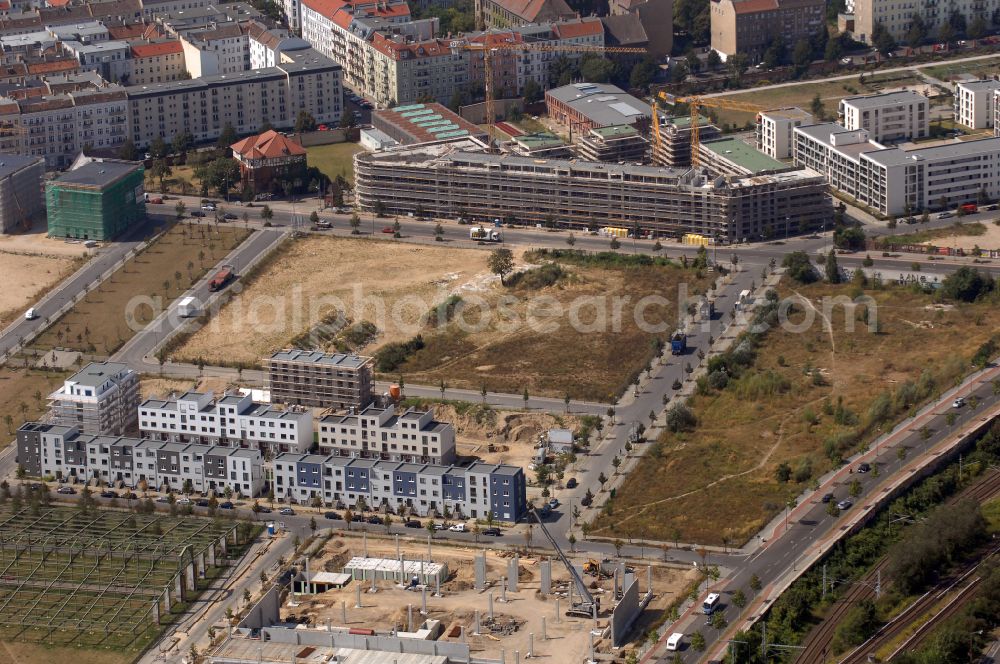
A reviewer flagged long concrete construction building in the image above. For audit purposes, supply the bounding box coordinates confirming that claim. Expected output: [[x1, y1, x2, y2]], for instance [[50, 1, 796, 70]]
[[354, 137, 832, 241]]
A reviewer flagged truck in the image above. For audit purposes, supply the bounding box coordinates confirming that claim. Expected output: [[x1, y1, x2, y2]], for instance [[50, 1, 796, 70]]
[[670, 330, 687, 355], [208, 265, 235, 291], [470, 226, 502, 242], [177, 296, 200, 318]]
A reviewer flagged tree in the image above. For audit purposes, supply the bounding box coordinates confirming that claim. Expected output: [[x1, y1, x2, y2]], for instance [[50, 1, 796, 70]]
[[349, 212, 361, 234], [172, 131, 194, 155], [218, 123, 237, 148], [487, 247, 515, 285], [175, 201, 186, 219], [629, 56, 658, 90], [295, 110, 317, 133], [150, 159, 172, 191], [149, 136, 168, 159], [969, 13, 988, 38], [690, 632, 706, 651], [261, 205, 273, 223], [749, 573, 761, 595], [782, 251, 819, 283], [579, 54, 617, 83], [566, 232, 576, 247], [906, 13, 928, 47], [792, 38, 812, 70], [872, 21, 897, 53], [775, 462, 792, 482], [706, 50, 722, 69], [119, 139, 138, 161], [825, 249, 841, 283], [309, 210, 319, 225], [732, 589, 746, 608], [833, 599, 879, 651], [810, 94, 825, 120], [610, 236, 621, 251], [941, 266, 994, 302], [522, 78, 543, 104], [434, 223, 444, 241]]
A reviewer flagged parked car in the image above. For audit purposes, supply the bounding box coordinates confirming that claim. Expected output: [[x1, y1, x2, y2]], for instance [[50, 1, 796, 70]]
[[367, 516, 383, 525], [201, 203, 217, 211], [837, 499, 853, 510], [279, 507, 295, 515], [938, 211, 954, 219], [483, 527, 503, 537], [177, 497, 192, 505], [822, 492, 834, 503], [155, 495, 170, 503], [857, 462, 871, 473], [548, 498, 559, 509], [224, 213, 238, 220], [565, 478, 577, 489], [381, 226, 394, 233], [324, 511, 341, 520], [191, 210, 206, 217], [351, 513, 365, 522], [953, 397, 966, 408], [100, 490, 117, 498], [448, 523, 466, 532], [256, 506, 273, 513], [56, 485, 76, 494], [196, 498, 210, 507], [405, 520, 422, 528], [220, 501, 234, 509]]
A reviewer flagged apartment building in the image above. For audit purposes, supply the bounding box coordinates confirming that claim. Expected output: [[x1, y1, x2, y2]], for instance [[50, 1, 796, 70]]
[[318, 405, 456, 464], [127, 41, 186, 85], [575, 124, 649, 163], [0, 153, 44, 234], [699, 137, 793, 177], [126, 49, 341, 148], [0, 87, 129, 168], [273, 454, 527, 521], [476, 0, 576, 29], [757, 107, 813, 160], [954, 79, 1000, 130], [852, 0, 997, 44], [139, 390, 313, 455], [47, 361, 139, 436], [181, 23, 251, 77], [710, 0, 825, 60], [651, 114, 721, 168], [249, 29, 308, 69], [839, 90, 928, 144], [63, 40, 131, 82], [267, 349, 375, 411], [355, 137, 833, 242], [16, 422, 264, 496], [794, 122, 1000, 215]]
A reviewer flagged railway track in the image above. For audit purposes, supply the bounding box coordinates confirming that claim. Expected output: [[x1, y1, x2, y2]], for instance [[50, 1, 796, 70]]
[[887, 575, 984, 658], [792, 468, 1000, 664]]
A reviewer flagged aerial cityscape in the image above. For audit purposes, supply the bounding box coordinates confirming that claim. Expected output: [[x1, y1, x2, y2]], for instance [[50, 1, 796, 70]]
[[2, 0, 1000, 660]]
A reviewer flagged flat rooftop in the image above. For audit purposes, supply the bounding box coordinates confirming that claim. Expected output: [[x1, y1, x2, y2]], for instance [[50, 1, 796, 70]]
[[269, 349, 371, 369], [0, 153, 41, 179], [212, 641, 452, 664], [589, 124, 639, 139], [52, 161, 140, 189], [701, 137, 790, 174], [514, 132, 566, 148], [761, 107, 813, 121], [67, 361, 131, 387], [841, 89, 926, 109], [547, 82, 651, 126]]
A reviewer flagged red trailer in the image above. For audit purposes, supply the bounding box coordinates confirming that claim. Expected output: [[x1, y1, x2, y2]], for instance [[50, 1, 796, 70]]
[[208, 265, 235, 291]]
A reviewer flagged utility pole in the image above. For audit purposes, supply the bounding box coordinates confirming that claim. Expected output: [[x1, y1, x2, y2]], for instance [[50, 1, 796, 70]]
[[876, 569, 881, 599], [822, 564, 827, 600]]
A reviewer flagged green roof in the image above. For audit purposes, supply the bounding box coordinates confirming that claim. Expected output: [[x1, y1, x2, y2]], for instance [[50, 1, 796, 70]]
[[515, 132, 565, 148], [591, 124, 639, 139], [668, 115, 713, 129], [700, 138, 788, 175]]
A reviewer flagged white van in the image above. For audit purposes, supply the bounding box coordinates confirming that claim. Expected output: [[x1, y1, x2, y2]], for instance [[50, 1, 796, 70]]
[[666, 633, 683, 651], [24, 308, 37, 320]]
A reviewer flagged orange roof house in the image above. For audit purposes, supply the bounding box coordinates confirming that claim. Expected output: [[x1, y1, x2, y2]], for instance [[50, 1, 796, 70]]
[[230, 130, 308, 193]]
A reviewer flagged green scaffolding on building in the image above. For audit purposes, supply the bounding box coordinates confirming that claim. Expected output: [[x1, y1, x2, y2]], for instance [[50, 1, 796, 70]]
[[46, 161, 146, 241]]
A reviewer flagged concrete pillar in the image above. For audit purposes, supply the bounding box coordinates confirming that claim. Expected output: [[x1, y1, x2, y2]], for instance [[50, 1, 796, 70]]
[[370, 570, 376, 593], [355, 582, 362, 608], [396, 533, 401, 562], [175, 573, 184, 602], [554, 598, 560, 623], [162, 586, 170, 614], [399, 554, 405, 584], [515, 650, 520, 664], [540, 560, 551, 595], [500, 577, 507, 603], [363, 531, 368, 557], [198, 551, 206, 578], [647, 566, 652, 595], [474, 553, 486, 591], [435, 572, 441, 597], [541, 617, 546, 640], [152, 599, 161, 625], [461, 625, 466, 643], [185, 562, 195, 590], [427, 535, 432, 561], [488, 591, 494, 620], [474, 610, 481, 635], [589, 632, 595, 663], [421, 586, 428, 615], [508, 557, 518, 592], [207, 543, 216, 567], [528, 633, 534, 658], [342, 601, 347, 624], [408, 604, 413, 632]]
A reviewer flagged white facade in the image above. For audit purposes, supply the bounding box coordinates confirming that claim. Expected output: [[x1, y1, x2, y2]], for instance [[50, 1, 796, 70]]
[[139, 390, 313, 455], [757, 107, 813, 160], [48, 361, 139, 436], [318, 405, 456, 464], [954, 79, 1000, 130], [839, 91, 928, 144], [249, 30, 310, 69]]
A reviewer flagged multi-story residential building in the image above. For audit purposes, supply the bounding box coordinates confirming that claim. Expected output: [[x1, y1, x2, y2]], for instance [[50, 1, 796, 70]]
[[575, 124, 649, 163], [46, 159, 145, 241], [317, 405, 456, 464], [757, 107, 813, 160], [699, 137, 793, 177], [127, 41, 186, 85], [47, 361, 139, 436], [851, 0, 999, 45], [248, 28, 308, 69], [273, 453, 527, 521], [839, 90, 928, 144], [476, 0, 576, 29], [651, 114, 721, 168], [139, 390, 313, 455], [546, 82, 652, 135], [954, 79, 1000, 130], [16, 422, 264, 496], [48, 21, 111, 44], [62, 40, 131, 83], [794, 122, 1000, 215], [355, 137, 833, 242], [140, 0, 216, 20], [0, 86, 129, 168], [710, 0, 825, 60], [266, 350, 375, 411], [126, 48, 341, 148], [181, 23, 251, 77], [0, 153, 44, 234], [603, 0, 672, 57]]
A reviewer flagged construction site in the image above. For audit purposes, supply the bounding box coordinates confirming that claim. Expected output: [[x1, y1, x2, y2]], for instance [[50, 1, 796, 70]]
[[219, 523, 698, 664]]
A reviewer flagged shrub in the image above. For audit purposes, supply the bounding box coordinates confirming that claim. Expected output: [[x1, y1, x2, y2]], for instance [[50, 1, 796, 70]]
[[782, 251, 819, 284], [665, 403, 697, 433], [374, 335, 425, 372]]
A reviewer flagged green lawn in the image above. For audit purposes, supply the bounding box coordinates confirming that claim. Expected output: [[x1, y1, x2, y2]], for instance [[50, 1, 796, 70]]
[[307, 142, 364, 185], [920, 56, 1000, 81]]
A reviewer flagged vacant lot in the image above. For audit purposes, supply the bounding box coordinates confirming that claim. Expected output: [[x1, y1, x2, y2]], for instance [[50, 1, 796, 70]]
[[393, 251, 712, 401], [593, 279, 1000, 546], [31, 223, 250, 356], [0, 642, 132, 664], [711, 73, 924, 127], [172, 235, 489, 367], [920, 55, 1000, 81], [308, 142, 364, 186], [0, 368, 69, 441], [0, 251, 82, 330], [883, 221, 989, 248]]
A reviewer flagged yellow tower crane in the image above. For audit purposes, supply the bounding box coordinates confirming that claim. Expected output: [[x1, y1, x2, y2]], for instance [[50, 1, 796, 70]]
[[653, 91, 765, 168], [459, 42, 647, 150]]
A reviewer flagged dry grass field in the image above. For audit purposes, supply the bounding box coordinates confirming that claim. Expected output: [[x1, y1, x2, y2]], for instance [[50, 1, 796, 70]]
[[0, 368, 69, 442], [0, 641, 132, 664], [0, 251, 81, 331], [394, 251, 713, 401], [31, 223, 250, 356], [172, 235, 491, 366], [593, 279, 1000, 546]]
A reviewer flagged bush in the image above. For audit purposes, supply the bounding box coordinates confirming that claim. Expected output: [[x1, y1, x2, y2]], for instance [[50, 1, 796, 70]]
[[834, 225, 866, 250], [506, 263, 566, 289], [941, 266, 995, 302], [782, 251, 819, 284], [665, 403, 697, 433], [374, 335, 425, 372]]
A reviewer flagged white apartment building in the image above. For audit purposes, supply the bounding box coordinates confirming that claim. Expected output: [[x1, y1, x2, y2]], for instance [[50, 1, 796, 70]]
[[318, 405, 456, 464], [794, 122, 1000, 215], [181, 23, 250, 77], [0, 87, 129, 168], [126, 48, 341, 147], [16, 422, 264, 497], [62, 39, 131, 82], [249, 27, 308, 69], [47, 362, 139, 436], [953, 79, 1000, 130], [852, 0, 1000, 45], [139, 390, 313, 455], [839, 90, 928, 144], [757, 107, 813, 160]]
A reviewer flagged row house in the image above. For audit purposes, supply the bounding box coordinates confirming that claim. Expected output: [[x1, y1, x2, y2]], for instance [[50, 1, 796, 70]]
[[318, 404, 456, 465]]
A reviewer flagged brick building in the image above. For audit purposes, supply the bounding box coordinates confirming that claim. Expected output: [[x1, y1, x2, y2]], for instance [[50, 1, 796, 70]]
[[230, 129, 307, 193]]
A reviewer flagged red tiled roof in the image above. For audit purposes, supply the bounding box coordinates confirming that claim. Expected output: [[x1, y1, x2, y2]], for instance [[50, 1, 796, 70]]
[[231, 130, 306, 160], [302, 0, 409, 21], [485, 0, 574, 21], [46, 0, 71, 7], [26, 59, 78, 75], [551, 17, 602, 38], [731, 0, 779, 14], [108, 22, 149, 39], [130, 41, 183, 57], [369, 34, 459, 60]]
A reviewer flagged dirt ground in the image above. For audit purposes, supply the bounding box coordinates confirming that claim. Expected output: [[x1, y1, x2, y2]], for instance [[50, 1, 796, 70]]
[[139, 375, 232, 400], [0, 641, 132, 664], [0, 252, 79, 330], [922, 221, 1000, 251], [172, 236, 493, 366], [287, 535, 697, 662], [0, 368, 69, 444]]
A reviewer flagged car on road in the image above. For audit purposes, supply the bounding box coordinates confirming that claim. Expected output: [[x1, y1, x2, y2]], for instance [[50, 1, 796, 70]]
[[566, 478, 577, 489], [191, 210, 206, 217], [24, 308, 37, 320], [666, 633, 684, 651], [56, 485, 76, 494], [405, 520, 422, 528], [279, 507, 295, 515], [255, 506, 272, 513], [840, 57, 852, 64], [367, 516, 383, 525], [837, 499, 853, 510], [220, 501, 234, 509], [938, 211, 954, 219], [324, 511, 341, 520], [448, 523, 466, 532], [483, 527, 502, 537], [100, 490, 117, 498], [201, 203, 217, 211], [155, 495, 170, 503], [953, 397, 966, 408], [381, 226, 394, 233], [351, 513, 365, 522], [857, 462, 871, 473], [821, 492, 834, 503], [177, 497, 192, 504], [224, 213, 238, 220], [548, 498, 559, 509]]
